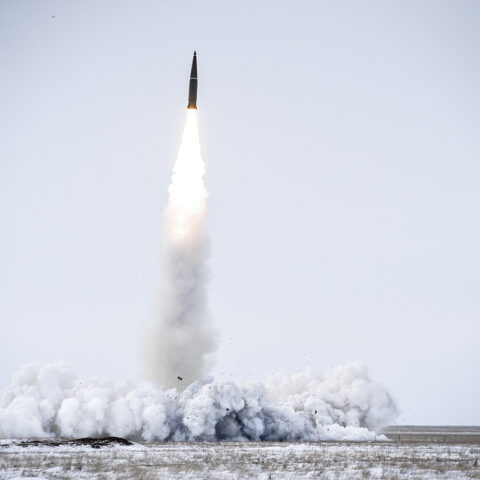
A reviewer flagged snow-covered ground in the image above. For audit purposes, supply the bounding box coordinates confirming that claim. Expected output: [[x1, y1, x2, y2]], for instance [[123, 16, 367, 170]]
[[1, 441, 479, 479]]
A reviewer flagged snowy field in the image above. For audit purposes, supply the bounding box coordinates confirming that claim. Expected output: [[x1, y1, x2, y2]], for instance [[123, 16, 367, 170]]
[[1, 439, 479, 480]]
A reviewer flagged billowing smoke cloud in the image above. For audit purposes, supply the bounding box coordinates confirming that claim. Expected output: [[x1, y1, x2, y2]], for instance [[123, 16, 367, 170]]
[[0, 362, 397, 441], [0, 109, 400, 443], [143, 110, 216, 388]]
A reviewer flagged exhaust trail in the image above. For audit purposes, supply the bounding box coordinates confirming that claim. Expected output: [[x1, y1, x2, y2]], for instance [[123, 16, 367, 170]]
[[144, 107, 216, 389], [0, 53, 400, 441]]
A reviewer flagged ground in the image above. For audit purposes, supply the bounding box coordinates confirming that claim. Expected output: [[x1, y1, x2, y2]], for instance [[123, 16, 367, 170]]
[[1, 427, 479, 479]]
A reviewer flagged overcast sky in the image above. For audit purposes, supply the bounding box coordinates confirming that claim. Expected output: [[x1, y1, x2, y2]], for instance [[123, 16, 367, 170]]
[[1, 0, 479, 425]]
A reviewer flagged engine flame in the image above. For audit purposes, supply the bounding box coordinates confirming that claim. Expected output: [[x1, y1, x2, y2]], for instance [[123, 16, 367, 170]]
[[166, 110, 208, 242]]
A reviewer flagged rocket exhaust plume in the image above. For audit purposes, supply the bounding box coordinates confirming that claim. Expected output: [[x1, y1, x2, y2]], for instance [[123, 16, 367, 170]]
[[144, 54, 216, 388], [0, 53, 399, 442]]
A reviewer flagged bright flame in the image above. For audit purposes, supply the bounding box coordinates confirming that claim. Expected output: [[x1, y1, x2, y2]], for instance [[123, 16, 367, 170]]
[[166, 110, 208, 242]]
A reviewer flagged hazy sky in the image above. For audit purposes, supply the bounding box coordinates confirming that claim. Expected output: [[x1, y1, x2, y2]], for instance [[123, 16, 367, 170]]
[[1, 0, 479, 425]]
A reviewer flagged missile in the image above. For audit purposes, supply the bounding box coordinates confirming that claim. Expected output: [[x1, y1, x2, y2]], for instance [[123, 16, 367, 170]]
[[187, 51, 198, 110]]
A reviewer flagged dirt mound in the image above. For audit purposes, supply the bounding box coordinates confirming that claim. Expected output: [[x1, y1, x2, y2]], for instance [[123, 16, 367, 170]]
[[8, 436, 133, 449]]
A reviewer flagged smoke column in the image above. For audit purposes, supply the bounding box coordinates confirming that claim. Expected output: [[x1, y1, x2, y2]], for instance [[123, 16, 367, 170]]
[[144, 109, 216, 389], [0, 97, 400, 442]]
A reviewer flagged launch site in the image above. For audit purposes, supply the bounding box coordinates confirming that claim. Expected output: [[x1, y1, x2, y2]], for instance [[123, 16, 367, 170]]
[[0, 0, 479, 478]]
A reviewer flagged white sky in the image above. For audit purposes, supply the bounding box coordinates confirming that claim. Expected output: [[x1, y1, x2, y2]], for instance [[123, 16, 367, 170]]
[[1, 0, 479, 425]]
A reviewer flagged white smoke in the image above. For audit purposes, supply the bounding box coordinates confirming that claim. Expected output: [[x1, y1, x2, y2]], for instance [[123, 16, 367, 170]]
[[0, 362, 398, 441], [0, 106, 401, 443], [143, 110, 216, 388]]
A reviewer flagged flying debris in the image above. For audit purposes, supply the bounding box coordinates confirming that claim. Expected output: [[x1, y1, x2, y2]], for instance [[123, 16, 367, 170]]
[[187, 51, 198, 110]]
